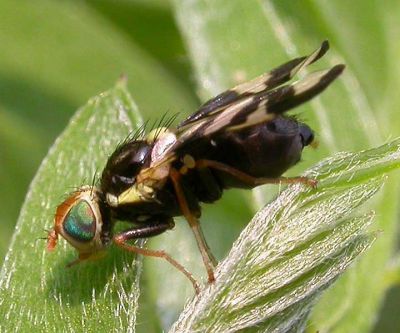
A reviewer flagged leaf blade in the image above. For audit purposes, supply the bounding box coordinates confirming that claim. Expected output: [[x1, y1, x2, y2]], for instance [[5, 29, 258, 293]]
[[170, 138, 400, 332], [0, 83, 142, 331]]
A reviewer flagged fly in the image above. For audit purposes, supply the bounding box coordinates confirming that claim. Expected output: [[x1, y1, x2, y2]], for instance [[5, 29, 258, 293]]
[[47, 41, 345, 294]]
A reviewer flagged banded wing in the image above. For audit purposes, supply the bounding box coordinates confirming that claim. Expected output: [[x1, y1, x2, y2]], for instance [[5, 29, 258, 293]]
[[141, 42, 344, 175], [178, 40, 330, 129], [176, 64, 344, 146]]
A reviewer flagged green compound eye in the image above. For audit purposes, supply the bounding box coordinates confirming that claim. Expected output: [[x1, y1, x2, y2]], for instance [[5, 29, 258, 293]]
[[63, 200, 96, 242]]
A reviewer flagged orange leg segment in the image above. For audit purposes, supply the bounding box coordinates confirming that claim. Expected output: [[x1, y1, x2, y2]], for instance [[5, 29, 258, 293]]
[[195, 159, 318, 188], [114, 234, 200, 294], [169, 168, 217, 283]]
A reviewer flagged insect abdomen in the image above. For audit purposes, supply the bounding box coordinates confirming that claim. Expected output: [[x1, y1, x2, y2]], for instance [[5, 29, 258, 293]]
[[184, 116, 312, 193]]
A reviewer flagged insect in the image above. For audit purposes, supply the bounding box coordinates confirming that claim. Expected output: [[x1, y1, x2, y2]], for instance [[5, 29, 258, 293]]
[[47, 41, 344, 294]]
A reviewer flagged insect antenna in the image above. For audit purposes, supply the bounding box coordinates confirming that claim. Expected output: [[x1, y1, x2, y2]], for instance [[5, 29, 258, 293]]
[[37, 228, 51, 242], [36, 237, 48, 242]]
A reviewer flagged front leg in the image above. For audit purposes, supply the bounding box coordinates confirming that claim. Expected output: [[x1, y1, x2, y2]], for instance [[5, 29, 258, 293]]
[[113, 218, 200, 294]]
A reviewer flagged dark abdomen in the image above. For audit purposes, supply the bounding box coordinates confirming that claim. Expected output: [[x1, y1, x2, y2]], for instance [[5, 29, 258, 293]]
[[180, 116, 306, 202]]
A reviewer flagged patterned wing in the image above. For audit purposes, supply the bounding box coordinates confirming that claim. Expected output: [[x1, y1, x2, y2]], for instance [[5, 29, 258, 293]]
[[140, 42, 344, 175], [176, 64, 344, 145], [178, 40, 330, 129]]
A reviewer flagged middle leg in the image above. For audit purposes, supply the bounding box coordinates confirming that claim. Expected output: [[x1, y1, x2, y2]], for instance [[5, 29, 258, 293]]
[[169, 168, 217, 283]]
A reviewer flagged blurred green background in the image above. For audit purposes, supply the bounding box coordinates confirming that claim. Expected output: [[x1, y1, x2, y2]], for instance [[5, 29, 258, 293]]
[[1, 0, 399, 332]]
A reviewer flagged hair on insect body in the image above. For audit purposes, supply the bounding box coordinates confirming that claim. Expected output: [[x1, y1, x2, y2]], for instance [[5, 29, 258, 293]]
[[47, 41, 345, 294]]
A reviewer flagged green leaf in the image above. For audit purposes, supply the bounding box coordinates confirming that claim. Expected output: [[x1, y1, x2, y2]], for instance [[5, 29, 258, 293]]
[[170, 138, 400, 332], [0, 83, 143, 331], [172, 1, 399, 331]]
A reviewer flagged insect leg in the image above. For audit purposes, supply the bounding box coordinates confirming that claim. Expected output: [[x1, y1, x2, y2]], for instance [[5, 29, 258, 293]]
[[113, 220, 200, 294], [196, 159, 317, 188], [169, 168, 217, 283]]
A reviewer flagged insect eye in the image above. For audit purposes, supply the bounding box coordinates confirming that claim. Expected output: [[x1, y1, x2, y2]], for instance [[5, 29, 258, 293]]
[[63, 200, 96, 242]]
